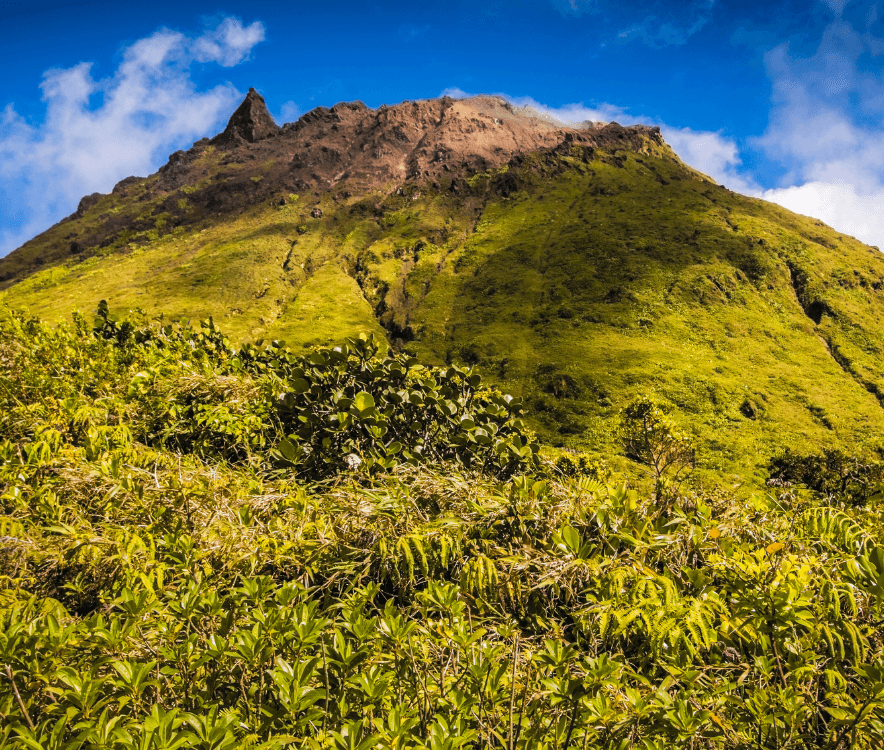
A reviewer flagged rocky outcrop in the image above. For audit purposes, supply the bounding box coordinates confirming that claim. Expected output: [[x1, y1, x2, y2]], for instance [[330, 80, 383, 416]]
[[76, 193, 105, 217], [215, 88, 280, 144], [112, 176, 144, 195]]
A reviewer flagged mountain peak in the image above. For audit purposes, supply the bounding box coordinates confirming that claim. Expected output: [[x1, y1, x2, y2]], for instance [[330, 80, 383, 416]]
[[216, 87, 279, 144]]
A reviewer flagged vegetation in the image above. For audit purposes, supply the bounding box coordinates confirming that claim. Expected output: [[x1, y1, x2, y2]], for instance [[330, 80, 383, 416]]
[[619, 396, 696, 508], [768, 448, 884, 506], [2, 305, 884, 748], [5, 142, 884, 485]]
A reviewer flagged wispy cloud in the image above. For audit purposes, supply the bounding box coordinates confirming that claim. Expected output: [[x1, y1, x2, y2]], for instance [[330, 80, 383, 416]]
[[662, 126, 760, 195], [616, 9, 713, 48], [441, 88, 627, 126], [397, 23, 431, 39], [505, 94, 629, 126], [277, 100, 301, 125], [548, 0, 716, 47], [192, 17, 265, 67], [0, 17, 265, 257]]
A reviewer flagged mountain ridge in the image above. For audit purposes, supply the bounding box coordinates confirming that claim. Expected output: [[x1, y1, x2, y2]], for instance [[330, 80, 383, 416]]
[[0, 90, 669, 285]]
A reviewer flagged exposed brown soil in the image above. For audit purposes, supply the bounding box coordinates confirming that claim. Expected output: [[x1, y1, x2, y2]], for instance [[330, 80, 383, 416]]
[[0, 90, 666, 285]]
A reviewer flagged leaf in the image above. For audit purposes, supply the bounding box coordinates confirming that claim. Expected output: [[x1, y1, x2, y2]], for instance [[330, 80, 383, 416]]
[[766, 542, 785, 555], [562, 526, 581, 556], [473, 428, 492, 445], [354, 392, 375, 411], [290, 377, 310, 394], [276, 439, 302, 463]]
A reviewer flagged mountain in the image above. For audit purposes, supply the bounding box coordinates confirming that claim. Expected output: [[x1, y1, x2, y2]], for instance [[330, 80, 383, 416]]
[[3, 89, 884, 482]]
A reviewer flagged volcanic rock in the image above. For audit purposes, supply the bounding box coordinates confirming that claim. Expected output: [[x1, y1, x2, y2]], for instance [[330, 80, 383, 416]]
[[5, 91, 671, 282], [112, 176, 144, 196], [216, 88, 280, 144], [76, 193, 105, 217]]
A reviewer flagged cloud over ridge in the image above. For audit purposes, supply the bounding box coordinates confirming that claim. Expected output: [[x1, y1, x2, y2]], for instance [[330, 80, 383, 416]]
[[752, 14, 884, 248], [0, 17, 265, 257], [442, 3, 884, 253]]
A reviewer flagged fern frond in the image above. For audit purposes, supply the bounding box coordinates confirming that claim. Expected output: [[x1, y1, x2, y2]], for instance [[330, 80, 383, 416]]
[[802, 507, 872, 553], [841, 619, 866, 661], [683, 598, 719, 652], [650, 617, 685, 658]]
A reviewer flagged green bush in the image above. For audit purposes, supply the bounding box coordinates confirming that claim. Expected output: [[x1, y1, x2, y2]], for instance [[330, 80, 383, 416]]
[[269, 335, 539, 479], [768, 447, 884, 504], [2, 305, 884, 748], [12, 302, 539, 479], [553, 451, 609, 481]]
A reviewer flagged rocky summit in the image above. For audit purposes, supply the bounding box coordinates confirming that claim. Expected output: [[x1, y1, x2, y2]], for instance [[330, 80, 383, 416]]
[[216, 87, 281, 144], [3, 89, 884, 483]]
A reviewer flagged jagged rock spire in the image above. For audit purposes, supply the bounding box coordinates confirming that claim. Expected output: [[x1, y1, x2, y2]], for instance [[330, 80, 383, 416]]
[[218, 88, 279, 143]]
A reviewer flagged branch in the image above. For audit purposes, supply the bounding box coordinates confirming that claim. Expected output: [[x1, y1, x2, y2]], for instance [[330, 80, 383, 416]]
[[3, 664, 35, 731]]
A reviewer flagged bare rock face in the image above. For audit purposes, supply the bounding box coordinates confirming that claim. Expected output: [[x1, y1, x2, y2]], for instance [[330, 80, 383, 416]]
[[76, 193, 105, 217], [19, 91, 670, 270], [216, 88, 280, 144]]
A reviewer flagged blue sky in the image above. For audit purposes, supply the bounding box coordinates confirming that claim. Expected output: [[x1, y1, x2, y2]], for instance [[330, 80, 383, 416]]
[[2, 0, 884, 255]]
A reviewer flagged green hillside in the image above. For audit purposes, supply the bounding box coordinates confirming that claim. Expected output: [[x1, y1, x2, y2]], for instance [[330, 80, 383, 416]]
[[4, 133, 884, 484], [1, 308, 883, 748]]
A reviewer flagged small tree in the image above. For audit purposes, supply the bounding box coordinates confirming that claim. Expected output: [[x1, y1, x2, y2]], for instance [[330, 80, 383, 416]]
[[619, 395, 695, 507]]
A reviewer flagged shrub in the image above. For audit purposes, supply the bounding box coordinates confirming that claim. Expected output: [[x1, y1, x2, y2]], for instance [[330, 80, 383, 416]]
[[270, 335, 539, 479], [768, 447, 884, 505], [619, 395, 695, 503], [48, 302, 541, 479], [554, 451, 609, 481]]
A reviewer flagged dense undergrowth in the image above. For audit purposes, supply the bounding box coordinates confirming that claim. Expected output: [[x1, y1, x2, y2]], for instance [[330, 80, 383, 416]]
[[2, 306, 884, 749]]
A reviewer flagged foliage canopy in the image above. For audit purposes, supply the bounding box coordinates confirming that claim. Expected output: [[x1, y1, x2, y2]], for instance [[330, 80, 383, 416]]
[[1, 305, 884, 749]]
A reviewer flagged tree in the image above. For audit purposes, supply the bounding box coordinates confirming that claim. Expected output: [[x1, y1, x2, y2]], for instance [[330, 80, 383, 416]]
[[619, 396, 695, 506]]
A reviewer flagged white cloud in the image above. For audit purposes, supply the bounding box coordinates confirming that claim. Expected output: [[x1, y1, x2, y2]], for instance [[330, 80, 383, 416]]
[[505, 94, 630, 126], [440, 87, 472, 99], [660, 126, 761, 195], [193, 18, 265, 67], [750, 15, 884, 248], [277, 100, 301, 124], [761, 181, 884, 248], [0, 17, 265, 257]]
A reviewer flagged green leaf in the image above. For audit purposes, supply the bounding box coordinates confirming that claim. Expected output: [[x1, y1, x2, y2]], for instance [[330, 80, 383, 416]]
[[290, 377, 310, 394], [473, 428, 492, 445], [354, 392, 375, 411]]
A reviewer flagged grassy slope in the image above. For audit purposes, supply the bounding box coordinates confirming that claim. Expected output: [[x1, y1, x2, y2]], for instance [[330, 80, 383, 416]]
[[5, 141, 884, 483]]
